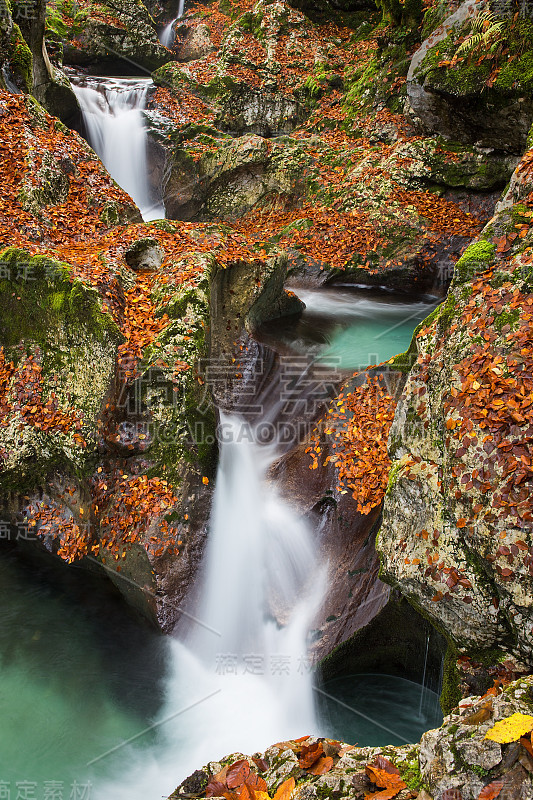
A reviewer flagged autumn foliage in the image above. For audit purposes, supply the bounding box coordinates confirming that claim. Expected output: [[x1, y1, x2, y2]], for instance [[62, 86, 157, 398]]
[[307, 376, 397, 515]]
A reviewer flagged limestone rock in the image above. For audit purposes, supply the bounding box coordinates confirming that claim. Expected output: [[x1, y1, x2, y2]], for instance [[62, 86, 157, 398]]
[[406, 0, 533, 154], [175, 21, 215, 62], [62, 0, 168, 71], [377, 145, 533, 665]]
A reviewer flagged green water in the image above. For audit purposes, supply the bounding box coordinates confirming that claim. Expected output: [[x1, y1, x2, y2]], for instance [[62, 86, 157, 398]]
[[317, 673, 442, 746], [258, 287, 438, 371], [0, 545, 166, 792]]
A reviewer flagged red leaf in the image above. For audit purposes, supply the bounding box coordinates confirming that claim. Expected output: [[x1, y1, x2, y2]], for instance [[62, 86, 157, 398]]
[[299, 742, 324, 769], [227, 761, 251, 790], [372, 756, 400, 775], [206, 781, 226, 797]]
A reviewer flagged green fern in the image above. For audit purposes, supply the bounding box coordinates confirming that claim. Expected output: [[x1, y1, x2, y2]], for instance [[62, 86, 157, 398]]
[[456, 11, 505, 57]]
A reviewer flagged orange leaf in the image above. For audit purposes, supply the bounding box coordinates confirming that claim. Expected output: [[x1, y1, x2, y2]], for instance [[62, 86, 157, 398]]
[[238, 786, 255, 800], [365, 765, 406, 794], [245, 774, 267, 792], [521, 736, 533, 757], [273, 777, 295, 800], [364, 790, 402, 800], [372, 757, 400, 776], [227, 761, 251, 790], [307, 756, 334, 776], [477, 781, 504, 800], [299, 742, 324, 769]]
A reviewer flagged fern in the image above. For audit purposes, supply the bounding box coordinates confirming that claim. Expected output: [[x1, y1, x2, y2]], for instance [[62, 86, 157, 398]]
[[456, 11, 505, 57]]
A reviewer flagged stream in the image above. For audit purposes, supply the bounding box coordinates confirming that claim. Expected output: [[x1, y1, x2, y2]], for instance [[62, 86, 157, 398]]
[[1, 72, 442, 797], [0, 284, 441, 797]]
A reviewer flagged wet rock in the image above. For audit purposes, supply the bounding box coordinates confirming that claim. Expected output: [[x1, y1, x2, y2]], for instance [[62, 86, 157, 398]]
[[125, 237, 165, 270]]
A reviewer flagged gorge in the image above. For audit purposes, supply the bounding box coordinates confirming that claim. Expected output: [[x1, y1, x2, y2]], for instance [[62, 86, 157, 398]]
[[1, 0, 533, 798]]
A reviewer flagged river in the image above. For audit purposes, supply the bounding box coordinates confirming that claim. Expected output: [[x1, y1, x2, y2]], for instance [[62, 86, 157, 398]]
[[0, 73, 443, 799]]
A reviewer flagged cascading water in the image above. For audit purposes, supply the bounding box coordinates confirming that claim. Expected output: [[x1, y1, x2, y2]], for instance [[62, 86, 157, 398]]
[[71, 76, 165, 222], [94, 413, 326, 799], [159, 0, 185, 48]]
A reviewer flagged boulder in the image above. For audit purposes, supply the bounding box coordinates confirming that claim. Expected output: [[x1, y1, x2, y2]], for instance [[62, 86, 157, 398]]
[[377, 144, 533, 667], [406, 0, 533, 154], [61, 0, 169, 71]]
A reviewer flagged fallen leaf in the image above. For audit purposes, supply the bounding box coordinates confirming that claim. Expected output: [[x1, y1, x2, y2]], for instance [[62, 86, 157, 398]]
[[273, 777, 296, 800], [485, 713, 533, 743], [227, 761, 251, 789], [299, 742, 324, 769], [307, 756, 334, 776], [477, 780, 504, 800]]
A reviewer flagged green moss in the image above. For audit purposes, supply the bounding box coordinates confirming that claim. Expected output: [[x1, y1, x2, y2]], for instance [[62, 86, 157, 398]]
[[152, 62, 196, 92], [454, 240, 496, 284], [385, 459, 405, 495], [466, 646, 507, 668], [9, 24, 33, 93], [441, 643, 461, 715], [494, 307, 520, 332], [343, 29, 411, 114], [418, 18, 533, 97], [0, 248, 121, 352], [398, 752, 426, 794]]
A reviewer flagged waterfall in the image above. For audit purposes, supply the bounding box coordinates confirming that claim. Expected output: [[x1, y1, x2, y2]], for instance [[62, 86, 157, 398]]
[[418, 631, 430, 717], [94, 414, 326, 799], [71, 76, 165, 222], [159, 0, 185, 48]]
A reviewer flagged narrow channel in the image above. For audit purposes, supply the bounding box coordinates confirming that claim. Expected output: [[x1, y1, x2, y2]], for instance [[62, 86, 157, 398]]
[[1, 283, 442, 796]]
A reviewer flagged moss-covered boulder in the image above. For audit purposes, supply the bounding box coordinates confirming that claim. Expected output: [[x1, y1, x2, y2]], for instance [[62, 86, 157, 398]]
[[407, 4, 533, 153], [0, 249, 121, 492], [163, 133, 307, 220], [377, 145, 533, 668]]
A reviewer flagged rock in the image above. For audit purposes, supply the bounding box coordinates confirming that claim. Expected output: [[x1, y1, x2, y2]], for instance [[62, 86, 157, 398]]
[[61, 0, 168, 71], [12, 0, 82, 126], [406, 0, 533, 154], [455, 738, 501, 771], [377, 144, 533, 666], [175, 21, 215, 62], [125, 237, 165, 270], [209, 250, 304, 410], [217, 85, 306, 137], [168, 677, 533, 800], [0, 249, 122, 491], [162, 132, 307, 221]]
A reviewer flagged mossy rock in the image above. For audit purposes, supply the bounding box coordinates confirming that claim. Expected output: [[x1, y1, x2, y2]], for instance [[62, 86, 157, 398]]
[[453, 240, 496, 285], [409, 19, 533, 152], [0, 249, 122, 492]]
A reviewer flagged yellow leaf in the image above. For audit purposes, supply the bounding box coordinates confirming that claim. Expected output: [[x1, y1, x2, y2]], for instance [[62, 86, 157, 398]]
[[485, 713, 533, 743]]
